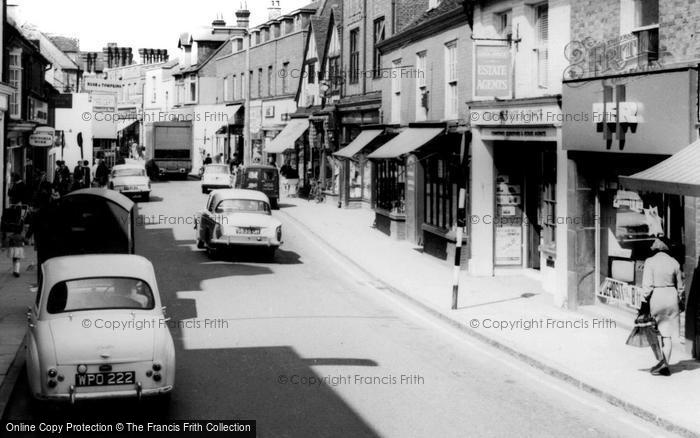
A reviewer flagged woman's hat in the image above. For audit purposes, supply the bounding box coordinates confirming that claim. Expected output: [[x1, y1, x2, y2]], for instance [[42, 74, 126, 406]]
[[651, 236, 671, 252]]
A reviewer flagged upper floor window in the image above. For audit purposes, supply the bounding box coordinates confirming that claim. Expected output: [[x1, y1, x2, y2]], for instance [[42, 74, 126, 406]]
[[496, 10, 512, 40], [281, 62, 289, 93], [633, 0, 659, 65], [223, 76, 230, 101], [535, 3, 549, 88], [9, 49, 22, 119], [187, 75, 197, 103], [349, 28, 360, 84], [307, 62, 316, 84], [444, 42, 458, 119], [257, 68, 263, 97], [294, 15, 302, 32], [284, 19, 293, 34], [373, 17, 386, 79], [267, 66, 273, 96], [390, 58, 402, 124], [151, 76, 157, 103], [416, 51, 428, 121]]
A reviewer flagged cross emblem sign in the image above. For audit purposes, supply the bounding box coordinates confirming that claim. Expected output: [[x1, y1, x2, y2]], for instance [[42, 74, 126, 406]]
[[594, 84, 640, 150]]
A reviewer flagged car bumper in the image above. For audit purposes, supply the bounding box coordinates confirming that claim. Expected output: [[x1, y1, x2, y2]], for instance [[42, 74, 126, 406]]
[[118, 189, 150, 196], [210, 235, 281, 248], [39, 385, 173, 403], [202, 184, 232, 190]]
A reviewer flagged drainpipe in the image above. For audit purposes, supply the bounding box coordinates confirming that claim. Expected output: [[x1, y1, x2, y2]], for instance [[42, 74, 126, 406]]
[[362, 0, 368, 96], [244, 33, 251, 165]]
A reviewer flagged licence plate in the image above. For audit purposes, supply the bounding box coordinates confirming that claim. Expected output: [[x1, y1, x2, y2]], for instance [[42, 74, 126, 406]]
[[237, 228, 260, 235], [75, 371, 135, 387]]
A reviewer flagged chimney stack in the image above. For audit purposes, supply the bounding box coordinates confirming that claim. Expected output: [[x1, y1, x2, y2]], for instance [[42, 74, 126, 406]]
[[236, 2, 251, 28], [268, 0, 281, 20]]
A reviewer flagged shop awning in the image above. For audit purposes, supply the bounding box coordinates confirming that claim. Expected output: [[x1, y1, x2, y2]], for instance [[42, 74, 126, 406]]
[[334, 129, 384, 158], [367, 127, 444, 159], [117, 118, 139, 133], [619, 139, 700, 196], [215, 125, 227, 135], [265, 118, 308, 154], [224, 104, 242, 121]]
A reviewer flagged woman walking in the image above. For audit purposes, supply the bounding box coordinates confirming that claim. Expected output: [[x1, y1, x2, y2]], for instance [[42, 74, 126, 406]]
[[642, 237, 684, 376], [7, 229, 26, 278]]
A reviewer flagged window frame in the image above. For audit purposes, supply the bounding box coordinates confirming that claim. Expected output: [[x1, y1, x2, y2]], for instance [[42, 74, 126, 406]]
[[8, 49, 22, 119], [373, 17, 386, 79], [349, 28, 360, 84], [444, 41, 458, 119]]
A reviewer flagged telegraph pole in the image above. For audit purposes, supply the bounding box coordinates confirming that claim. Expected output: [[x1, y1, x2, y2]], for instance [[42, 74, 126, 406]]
[[452, 129, 470, 310]]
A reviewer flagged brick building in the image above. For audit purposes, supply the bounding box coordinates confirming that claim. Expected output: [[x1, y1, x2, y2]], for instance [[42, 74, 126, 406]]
[[560, 0, 700, 355]]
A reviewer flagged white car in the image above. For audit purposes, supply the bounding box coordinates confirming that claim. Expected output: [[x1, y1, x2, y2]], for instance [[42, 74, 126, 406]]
[[109, 163, 151, 201], [196, 189, 282, 259], [201, 164, 233, 194], [26, 254, 175, 403]]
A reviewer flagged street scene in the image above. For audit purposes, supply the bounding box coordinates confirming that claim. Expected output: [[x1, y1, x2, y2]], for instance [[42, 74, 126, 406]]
[[0, 0, 699, 437]]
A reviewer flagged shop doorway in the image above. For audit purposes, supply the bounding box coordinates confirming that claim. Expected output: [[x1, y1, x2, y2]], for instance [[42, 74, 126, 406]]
[[494, 142, 557, 270]]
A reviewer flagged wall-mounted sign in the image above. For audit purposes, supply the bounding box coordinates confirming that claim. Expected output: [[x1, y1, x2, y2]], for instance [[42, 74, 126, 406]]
[[264, 106, 275, 118], [495, 226, 522, 265], [92, 94, 116, 112], [482, 127, 558, 141], [563, 69, 693, 154], [474, 45, 511, 98], [84, 77, 122, 92], [29, 132, 54, 147], [28, 97, 49, 124], [53, 93, 73, 109]]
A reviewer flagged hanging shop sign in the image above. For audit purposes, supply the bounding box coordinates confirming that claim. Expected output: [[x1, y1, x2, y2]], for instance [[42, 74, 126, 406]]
[[474, 45, 511, 98], [84, 77, 123, 92], [29, 127, 55, 147]]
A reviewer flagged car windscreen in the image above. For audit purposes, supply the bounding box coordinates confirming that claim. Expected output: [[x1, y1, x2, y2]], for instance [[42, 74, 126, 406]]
[[112, 168, 146, 177], [205, 165, 229, 174], [46, 277, 155, 314], [214, 199, 271, 214]]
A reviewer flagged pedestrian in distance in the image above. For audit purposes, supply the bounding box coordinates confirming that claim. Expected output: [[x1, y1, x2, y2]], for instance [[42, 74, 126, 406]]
[[82, 160, 91, 188], [642, 237, 684, 376], [203, 154, 213, 166], [8, 173, 28, 205], [7, 228, 27, 277], [95, 159, 110, 188], [71, 161, 84, 191]]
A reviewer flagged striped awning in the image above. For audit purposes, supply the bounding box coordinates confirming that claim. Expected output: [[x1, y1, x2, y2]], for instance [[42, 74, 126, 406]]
[[367, 127, 444, 159], [619, 139, 700, 196], [333, 129, 384, 158], [265, 118, 308, 154]]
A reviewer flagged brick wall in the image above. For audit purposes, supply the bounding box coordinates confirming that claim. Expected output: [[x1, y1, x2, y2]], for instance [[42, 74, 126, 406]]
[[570, 0, 620, 43], [659, 0, 700, 64]]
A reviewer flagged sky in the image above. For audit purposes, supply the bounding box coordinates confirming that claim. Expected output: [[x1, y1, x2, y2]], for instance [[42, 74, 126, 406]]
[[11, 0, 312, 60]]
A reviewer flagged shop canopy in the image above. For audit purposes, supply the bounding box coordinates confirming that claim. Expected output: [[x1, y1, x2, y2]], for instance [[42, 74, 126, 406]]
[[265, 118, 308, 154], [619, 139, 700, 196], [116, 118, 139, 133], [334, 129, 384, 159], [367, 127, 444, 159], [224, 103, 243, 121]]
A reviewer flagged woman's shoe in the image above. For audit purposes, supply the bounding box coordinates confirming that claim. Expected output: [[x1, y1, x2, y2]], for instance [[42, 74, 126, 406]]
[[12, 272, 20, 278], [649, 360, 665, 374], [651, 363, 671, 376]]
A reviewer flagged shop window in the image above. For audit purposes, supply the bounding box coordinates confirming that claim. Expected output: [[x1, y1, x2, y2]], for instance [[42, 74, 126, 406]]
[[349, 28, 360, 84], [540, 149, 556, 250], [424, 151, 460, 230], [375, 160, 406, 214], [362, 160, 372, 202]]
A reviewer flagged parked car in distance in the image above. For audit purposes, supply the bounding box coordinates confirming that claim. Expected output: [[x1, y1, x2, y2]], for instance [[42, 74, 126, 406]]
[[201, 164, 233, 194], [109, 163, 151, 201], [233, 164, 280, 209], [195, 189, 282, 260], [26, 254, 175, 404]]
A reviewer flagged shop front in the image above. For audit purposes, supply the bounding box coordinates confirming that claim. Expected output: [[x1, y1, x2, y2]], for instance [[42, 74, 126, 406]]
[[367, 124, 445, 242], [265, 116, 309, 193], [333, 126, 396, 209], [562, 67, 700, 314], [469, 96, 563, 294]]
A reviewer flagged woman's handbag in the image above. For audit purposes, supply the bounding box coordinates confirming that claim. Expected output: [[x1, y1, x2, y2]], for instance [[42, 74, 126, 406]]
[[626, 296, 664, 361]]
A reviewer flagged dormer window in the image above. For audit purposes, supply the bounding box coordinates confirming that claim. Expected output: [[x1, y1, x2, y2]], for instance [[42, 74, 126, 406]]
[[272, 24, 280, 38]]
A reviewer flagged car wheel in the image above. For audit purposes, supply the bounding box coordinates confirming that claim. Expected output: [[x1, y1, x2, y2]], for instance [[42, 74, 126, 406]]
[[143, 193, 150, 202], [266, 248, 276, 261], [196, 239, 205, 249], [206, 246, 218, 259], [270, 198, 279, 210], [201, 187, 208, 194]]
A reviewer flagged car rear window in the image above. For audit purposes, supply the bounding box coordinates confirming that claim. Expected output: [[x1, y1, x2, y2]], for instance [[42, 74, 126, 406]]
[[214, 199, 270, 214], [205, 165, 229, 174], [113, 168, 146, 177], [47, 277, 155, 313], [246, 169, 277, 181]]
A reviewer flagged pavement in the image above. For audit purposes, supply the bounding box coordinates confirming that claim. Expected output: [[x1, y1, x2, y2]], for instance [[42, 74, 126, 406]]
[[276, 196, 700, 437], [0, 244, 36, 419]]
